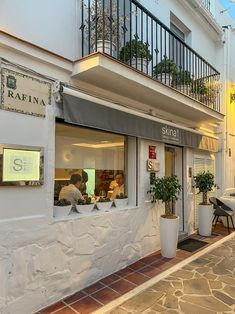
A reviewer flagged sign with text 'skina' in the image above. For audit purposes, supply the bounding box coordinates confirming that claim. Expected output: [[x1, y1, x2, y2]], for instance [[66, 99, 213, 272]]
[[1, 67, 51, 117]]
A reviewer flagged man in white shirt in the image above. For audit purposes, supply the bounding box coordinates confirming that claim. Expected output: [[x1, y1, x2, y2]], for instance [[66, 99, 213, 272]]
[[59, 174, 83, 205], [111, 173, 125, 200]]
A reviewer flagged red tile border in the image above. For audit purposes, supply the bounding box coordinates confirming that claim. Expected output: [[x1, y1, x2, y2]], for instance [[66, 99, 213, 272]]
[[92, 287, 120, 305], [53, 307, 77, 314], [127, 261, 146, 271], [109, 278, 137, 294], [82, 281, 105, 295], [40, 301, 65, 314], [63, 291, 87, 305], [100, 274, 120, 285], [70, 296, 102, 314], [125, 272, 149, 285]]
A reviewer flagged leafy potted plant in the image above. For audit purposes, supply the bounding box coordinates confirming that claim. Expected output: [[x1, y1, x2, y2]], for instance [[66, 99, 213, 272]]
[[114, 193, 128, 209], [149, 175, 181, 258], [53, 199, 72, 217], [120, 38, 152, 73], [96, 197, 113, 211], [190, 78, 207, 101], [76, 197, 94, 214], [172, 70, 192, 93], [194, 171, 215, 236], [153, 56, 178, 86], [85, 0, 126, 55]]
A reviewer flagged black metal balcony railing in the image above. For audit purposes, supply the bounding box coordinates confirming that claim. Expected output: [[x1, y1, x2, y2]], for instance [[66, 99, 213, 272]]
[[80, 0, 221, 112], [202, 0, 211, 12]]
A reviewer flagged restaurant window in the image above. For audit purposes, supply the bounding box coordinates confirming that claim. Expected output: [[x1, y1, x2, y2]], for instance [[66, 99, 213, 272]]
[[54, 122, 127, 201]]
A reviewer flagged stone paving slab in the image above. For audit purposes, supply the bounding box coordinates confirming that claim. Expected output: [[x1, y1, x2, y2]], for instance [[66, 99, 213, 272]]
[[106, 235, 235, 314]]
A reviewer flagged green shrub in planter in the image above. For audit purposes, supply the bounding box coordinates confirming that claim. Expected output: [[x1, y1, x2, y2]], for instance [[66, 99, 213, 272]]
[[172, 70, 192, 86], [194, 171, 214, 205], [191, 78, 207, 95], [98, 197, 111, 202], [115, 193, 128, 199], [77, 197, 92, 205], [153, 57, 178, 76], [54, 199, 71, 206], [120, 39, 152, 62], [149, 175, 181, 218]]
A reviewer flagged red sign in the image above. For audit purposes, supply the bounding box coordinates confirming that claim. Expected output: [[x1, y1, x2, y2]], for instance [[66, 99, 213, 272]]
[[149, 146, 156, 159]]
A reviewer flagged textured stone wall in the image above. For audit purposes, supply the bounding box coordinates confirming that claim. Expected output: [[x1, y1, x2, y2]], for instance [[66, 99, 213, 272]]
[[0, 205, 162, 314]]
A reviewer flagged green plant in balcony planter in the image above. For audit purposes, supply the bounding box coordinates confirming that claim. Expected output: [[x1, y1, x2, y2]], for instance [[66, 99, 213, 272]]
[[153, 57, 178, 86], [172, 70, 192, 86], [120, 39, 152, 72], [191, 78, 207, 95], [193, 171, 215, 236], [148, 175, 182, 258], [153, 57, 178, 76]]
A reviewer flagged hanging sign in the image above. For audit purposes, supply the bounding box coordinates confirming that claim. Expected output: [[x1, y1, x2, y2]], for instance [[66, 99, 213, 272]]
[[149, 145, 157, 159], [1, 68, 51, 117]]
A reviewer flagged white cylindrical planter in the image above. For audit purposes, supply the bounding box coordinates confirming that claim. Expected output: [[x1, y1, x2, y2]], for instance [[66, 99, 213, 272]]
[[157, 73, 172, 86], [95, 40, 116, 55], [160, 216, 179, 258], [198, 204, 213, 236], [131, 58, 148, 73]]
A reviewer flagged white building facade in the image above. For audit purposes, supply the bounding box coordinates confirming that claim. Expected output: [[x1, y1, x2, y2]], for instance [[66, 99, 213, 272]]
[[0, 0, 234, 313]]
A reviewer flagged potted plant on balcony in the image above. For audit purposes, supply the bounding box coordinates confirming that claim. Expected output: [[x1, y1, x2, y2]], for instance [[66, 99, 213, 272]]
[[153, 56, 178, 86], [172, 70, 192, 93], [194, 171, 215, 236], [190, 78, 207, 101], [149, 175, 181, 258], [53, 199, 72, 217], [85, 0, 126, 55], [120, 38, 152, 73]]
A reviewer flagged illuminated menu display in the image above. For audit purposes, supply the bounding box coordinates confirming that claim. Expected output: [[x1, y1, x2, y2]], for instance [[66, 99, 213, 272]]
[[3, 149, 40, 182]]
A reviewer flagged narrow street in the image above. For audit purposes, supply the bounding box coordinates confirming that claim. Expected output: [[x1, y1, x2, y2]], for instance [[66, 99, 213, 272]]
[[107, 235, 235, 314]]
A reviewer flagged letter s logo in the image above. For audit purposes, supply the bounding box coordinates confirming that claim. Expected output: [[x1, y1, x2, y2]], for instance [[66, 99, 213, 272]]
[[13, 158, 23, 171]]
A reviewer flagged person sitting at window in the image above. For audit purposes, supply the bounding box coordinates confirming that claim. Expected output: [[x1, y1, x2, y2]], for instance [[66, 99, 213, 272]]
[[111, 173, 125, 200], [59, 174, 83, 205]]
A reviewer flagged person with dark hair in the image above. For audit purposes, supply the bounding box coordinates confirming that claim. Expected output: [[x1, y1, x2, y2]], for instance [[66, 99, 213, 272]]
[[59, 174, 83, 205]]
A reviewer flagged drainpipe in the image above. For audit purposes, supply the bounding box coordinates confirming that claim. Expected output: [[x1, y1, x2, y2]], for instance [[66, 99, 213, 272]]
[[222, 27, 230, 192]]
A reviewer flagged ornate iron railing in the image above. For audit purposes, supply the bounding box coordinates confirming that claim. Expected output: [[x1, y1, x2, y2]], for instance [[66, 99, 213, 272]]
[[80, 0, 221, 112]]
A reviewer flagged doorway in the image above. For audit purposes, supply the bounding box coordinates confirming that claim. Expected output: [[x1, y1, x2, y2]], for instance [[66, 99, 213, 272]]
[[165, 146, 184, 232]]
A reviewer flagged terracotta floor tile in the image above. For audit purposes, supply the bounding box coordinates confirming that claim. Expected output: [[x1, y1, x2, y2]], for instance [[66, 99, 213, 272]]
[[115, 267, 134, 278], [139, 254, 163, 265], [109, 278, 137, 294], [100, 274, 120, 285], [128, 261, 146, 271], [63, 291, 87, 304], [125, 272, 149, 285], [82, 281, 105, 295], [70, 296, 102, 314], [137, 266, 162, 278], [40, 301, 65, 314], [53, 307, 77, 314], [92, 287, 120, 305]]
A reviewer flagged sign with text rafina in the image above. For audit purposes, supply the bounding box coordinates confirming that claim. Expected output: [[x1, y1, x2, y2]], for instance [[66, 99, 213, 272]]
[[3, 149, 40, 182], [1, 68, 51, 117]]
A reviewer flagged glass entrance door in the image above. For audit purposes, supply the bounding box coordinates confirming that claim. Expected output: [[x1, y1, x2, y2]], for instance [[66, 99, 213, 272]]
[[165, 146, 184, 232]]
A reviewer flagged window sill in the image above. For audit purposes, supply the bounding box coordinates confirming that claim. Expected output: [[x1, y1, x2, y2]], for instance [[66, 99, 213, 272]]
[[53, 205, 139, 222]]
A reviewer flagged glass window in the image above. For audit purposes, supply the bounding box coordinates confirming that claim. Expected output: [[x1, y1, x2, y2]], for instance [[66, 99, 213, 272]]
[[54, 123, 126, 201]]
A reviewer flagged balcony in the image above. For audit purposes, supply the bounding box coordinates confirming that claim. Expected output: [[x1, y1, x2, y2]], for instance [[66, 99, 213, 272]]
[[75, 0, 222, 122]]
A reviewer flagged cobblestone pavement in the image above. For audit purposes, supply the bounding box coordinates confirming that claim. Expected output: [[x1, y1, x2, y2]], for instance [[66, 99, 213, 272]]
[[107, 236, 235, 314]]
